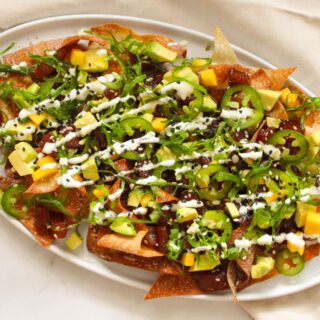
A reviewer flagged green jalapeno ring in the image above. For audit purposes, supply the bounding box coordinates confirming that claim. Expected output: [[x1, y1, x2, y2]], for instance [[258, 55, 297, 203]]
[[268, 129, 308, 163], [1, 184, 28, 219], [221, 85, 264, 129], [275, 248, 304, 276], [246, 168, 295, 198]]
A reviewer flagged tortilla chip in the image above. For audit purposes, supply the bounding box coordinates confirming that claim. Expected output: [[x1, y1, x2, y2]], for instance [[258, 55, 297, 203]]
[[250, 120, 267, 142], [265, 67, 296, 91], [24, 170, 60, 195], [249, 69, 272, 90], [212, 27, 238, 64], [145, 273, 203, 299], [267, 101, 288, 120], [97, 225, 164, 258], [91, 23, 186, 57], [210, 64, 249, 88], [20, 208, 54, 247], [0, 176, 18, 190], [87, 225, 181, 275], [3, 35, 107, 65]]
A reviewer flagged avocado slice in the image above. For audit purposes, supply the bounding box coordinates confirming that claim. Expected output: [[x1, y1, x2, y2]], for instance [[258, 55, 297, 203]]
[[156, 146, 177, 161], [225, 202, 240, 219], [202, 210, 228, 229], [308, 130, 320, 146], [109, 218, 137, 236], [145, 42, 177, 63], [176, 207, 198, 223], [128, 188, 144, 207], [15, 142, 37, 163], [251, 256, 275, 279], [189, 252, 220, 272], [7, 121, 36, 141], [8, 150, 34, 176], [82, 158, 99, 181], [202, 95, 217, 112], [266, 117, 281, 129], [257, 89, 281, 111]]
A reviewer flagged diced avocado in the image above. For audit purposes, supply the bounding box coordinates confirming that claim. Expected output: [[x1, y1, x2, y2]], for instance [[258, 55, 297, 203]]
[[266, 117, 281, 129], [74, 112, 97, 129], [189, 252, 220, 272], [174, 67, 199, 84], [128, 189, 144, 207], [65, 232, 83, 251], [225, 202, 240, 218], [82, 158, 99, 181], [77, 70, 88, 84], [27, 83, 40, 95], [295, 202, 317, 227], [15, 142, 37, 163], [257, 89, 281, 111], [156, 146, 176, 161], [8, 150, 34, 176], [145, 41, 177, 63], [80, 49, 109, 72], [202, 95, 217, 112], [109, 218, 137, 236], [202, 210, 227, 229], [6, 121, 36, 141], [251, 256, 275, 279], [141, 113, 154, 123], [308, 130, 320, 146], [176, 207, 198, 223]]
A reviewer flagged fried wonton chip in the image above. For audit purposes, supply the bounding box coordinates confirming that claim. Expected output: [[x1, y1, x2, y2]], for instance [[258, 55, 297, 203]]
[[24, 170, 60, 195], [267, 101, 288, 120], [0, 175, 19, 190], [265, 67, 296, 91], [249, 69, 272, 90], [20, 208, 54, 247], [3, 35, 107, 65], [145, 273, 203, 299], [91, 23, 186, 57], [87, 225, 181, 275], [305, 110, 320, 135], [97, 225, 164, 258], [212, 27, 238, 64]]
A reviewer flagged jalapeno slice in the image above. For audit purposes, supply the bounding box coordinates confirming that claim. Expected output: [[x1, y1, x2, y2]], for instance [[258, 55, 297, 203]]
[[221, 85, 264, 129], [196, 164, 240, 200], [1, 184, 28, 219], [268, 129, 308, 163], [275, 248, 304, 276], [246, 168, 295, 198]]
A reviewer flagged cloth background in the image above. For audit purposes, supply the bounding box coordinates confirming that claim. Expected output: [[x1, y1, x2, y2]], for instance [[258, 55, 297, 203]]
[[1, 1, 320, 319]]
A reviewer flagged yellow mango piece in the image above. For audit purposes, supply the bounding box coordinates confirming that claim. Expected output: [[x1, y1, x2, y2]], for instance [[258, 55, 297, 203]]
[[191, 58, 208, 68], [304, 213, 320, 235], [180, 252, 195, 267], [37, 156, 56, 168], [70, 48, 85, 66], [32, 167, 58, 182], [264, 190, 286, 204], [200, 69, 217, 87], [151, 117, 167, 133], [93, 187, 109, 198], [280, 88, 299, 108], [140, 194, 152, 207], [29, 114, 46, 126], [295, 202, 317, 227]]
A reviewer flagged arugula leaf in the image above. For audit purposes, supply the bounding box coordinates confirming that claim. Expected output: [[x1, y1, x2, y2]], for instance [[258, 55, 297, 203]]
[[30, 194, 70, 216], [46, 100, 78, 121]]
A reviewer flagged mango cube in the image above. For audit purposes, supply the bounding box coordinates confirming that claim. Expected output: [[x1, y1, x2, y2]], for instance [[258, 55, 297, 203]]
[[70, 49, 85, 66], [180, 252, 195, 267], [140, 194, 153, 207], [151, 117, 167, 133], [74, 112, 97, 129], [29, 114, 46, 126], [304, 213, 320, 235], [200, 69, 217, 87], [287, 232, 305, 255], [280, 88, 299, 108]]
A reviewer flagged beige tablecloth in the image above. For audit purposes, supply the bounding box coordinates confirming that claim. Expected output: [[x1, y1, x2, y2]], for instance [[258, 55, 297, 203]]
[[1, 0, 320, 319]]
